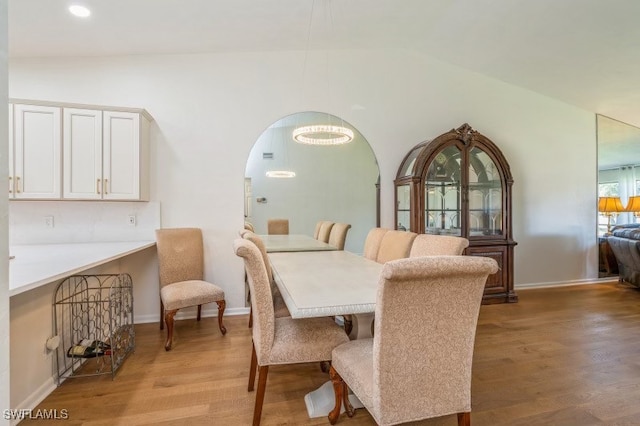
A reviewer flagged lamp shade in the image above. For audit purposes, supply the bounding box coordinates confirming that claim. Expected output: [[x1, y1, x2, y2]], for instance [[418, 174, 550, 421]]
[[598, 196, 625, 213], [626, 196, 640, 212]]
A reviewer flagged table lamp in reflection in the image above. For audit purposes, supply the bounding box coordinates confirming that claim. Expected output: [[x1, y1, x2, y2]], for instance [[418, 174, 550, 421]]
[[598, 196, 625, 234], [625, 196, 640, 223]]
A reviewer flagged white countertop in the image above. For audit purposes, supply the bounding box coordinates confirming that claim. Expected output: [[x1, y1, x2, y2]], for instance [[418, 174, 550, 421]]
[[9, 241, 156, 297]]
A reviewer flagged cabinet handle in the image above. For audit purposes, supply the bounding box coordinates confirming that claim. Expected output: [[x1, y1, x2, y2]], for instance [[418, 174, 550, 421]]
[[97, 179, 101, 194], [15, 177, 21, 194], [8, 176, 12, 194], [103, 179, 108, 195]]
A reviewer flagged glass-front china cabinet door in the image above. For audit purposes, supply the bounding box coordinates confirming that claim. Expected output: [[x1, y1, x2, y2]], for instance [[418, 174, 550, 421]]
[[394, 123, 517, 304]]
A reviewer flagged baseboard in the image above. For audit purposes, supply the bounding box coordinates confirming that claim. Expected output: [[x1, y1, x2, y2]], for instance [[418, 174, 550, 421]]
[[134, 307, 250, 324], [10, 377, 57, 426], [516, 277, 619, 290]]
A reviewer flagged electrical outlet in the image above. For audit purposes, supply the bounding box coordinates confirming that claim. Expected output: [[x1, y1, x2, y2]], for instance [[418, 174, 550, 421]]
[[44, 216, 54, 228], [128, 215, 137, 226]]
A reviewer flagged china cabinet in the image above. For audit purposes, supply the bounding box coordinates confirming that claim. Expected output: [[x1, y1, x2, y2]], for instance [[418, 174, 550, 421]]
[[395, 123, 517, 303]]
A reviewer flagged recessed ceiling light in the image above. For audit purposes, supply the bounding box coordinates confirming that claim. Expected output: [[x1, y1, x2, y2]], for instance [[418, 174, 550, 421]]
[[69, 5, 91, 18]]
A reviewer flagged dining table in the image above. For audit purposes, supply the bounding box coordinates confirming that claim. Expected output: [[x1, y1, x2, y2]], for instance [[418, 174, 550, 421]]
[[258, 234, 337, 253], [268, 249, 383, 418]]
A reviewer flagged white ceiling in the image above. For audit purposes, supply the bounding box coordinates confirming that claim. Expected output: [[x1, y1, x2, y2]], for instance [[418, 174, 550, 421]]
[[8, 0, 640, 130]]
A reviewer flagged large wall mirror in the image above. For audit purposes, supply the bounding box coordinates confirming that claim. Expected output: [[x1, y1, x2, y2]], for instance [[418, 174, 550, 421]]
[[597, 114, 640, 277], [245, 111, 380, 253]]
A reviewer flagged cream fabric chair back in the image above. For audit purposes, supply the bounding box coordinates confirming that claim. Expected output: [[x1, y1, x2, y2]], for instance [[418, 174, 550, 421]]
[[317, 221, 335, 243], [376, 230, 417, 263], [313, 221, 326, 239], [242, 231, 272, 282], [409, 234, 469, 257], [362, 228, 390, 260], [267, 218, 289, 235], [156, 228, 204, 288], [328, 223, 351, 250], [372, 255, 498, 425], [233, 239, 275, 364]]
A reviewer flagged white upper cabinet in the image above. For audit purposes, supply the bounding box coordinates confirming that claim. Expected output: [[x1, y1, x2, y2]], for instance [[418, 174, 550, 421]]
[[63, 108, 103, 199], [102, 111, 147, 200], [10, 99, 152, 201], [12, 104, 62, 199]]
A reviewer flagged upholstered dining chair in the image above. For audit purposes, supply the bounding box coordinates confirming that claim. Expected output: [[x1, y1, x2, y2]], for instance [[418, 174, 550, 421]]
[[362, 227, 390, 260], [328, 223, 352, 250], [314, 220, 332, 239], [244, 221, 255, 232], [375, 230, 418, 263], [409, 234, 470, 257], [233, 239, 350, 426], [155, 228, 226, 351], [317, 221, 335, 243], [267, 218, 289, 235], [328, 255, 499, 426], [242, 231, 290, 327]]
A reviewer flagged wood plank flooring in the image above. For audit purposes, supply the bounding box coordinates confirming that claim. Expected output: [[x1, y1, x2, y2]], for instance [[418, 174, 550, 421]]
[[22, 282, 640, 425]]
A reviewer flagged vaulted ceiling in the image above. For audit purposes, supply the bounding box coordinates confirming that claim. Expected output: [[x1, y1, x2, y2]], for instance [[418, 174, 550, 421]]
[[9, 0, 640, 129]]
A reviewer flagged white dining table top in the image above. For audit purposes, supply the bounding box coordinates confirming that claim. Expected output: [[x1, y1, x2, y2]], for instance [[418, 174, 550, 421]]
[[269, 250, 383, 318], [259, 234, 337, 253]]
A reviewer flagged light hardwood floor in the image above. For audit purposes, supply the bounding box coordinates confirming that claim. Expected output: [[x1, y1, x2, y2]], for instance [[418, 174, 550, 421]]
[[22, 281, 640, 425]]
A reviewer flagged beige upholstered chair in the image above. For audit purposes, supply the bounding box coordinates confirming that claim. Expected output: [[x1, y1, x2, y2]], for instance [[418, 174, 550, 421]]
[[362, 228, 390, 260], [155, 228, 226, 351], [317, 221, 335, 243], [409, 234, 470, 257], [328, 255, 499, 426], [328, 223, 352, 250], [376, 230, 418, 263], [244, 221, 255, 232], [267, 218, 289, 235], [233, 239, 350, 426], [242, 231, 290, 327], [314, 221, 329, 239]]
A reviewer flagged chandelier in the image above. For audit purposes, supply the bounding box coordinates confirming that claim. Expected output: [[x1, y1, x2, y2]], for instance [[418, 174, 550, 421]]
[[265, 170, 296, 178], [292, 124, 354, 146]]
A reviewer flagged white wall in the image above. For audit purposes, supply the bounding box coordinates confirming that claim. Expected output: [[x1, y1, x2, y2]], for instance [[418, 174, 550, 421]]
[[8, 48, 598, 306], [0, 0, 9, 422]]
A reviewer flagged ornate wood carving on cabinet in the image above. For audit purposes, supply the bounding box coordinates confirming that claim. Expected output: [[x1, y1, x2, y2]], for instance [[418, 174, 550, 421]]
[[395, 123, 517, 303]]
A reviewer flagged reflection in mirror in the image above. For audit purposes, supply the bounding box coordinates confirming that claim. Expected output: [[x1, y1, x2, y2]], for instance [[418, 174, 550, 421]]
[[597, 114, 640, 277], [245, 112, 379, 253]]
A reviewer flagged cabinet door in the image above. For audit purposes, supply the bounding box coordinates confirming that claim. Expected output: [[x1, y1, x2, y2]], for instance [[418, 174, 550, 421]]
[[63, 108, 103, 199], [13, 104, 61, 199], [103, 111, 140, 200], [8, 104, 14, 198]]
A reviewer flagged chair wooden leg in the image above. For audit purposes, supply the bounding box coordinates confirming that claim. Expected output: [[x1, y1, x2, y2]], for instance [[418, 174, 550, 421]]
[[253, 365, 269, 426], [329, 366, 344, 425], [248, 342, 258, 392], [343, 315, 353, 336], [457, 412, 470, 426], [248, 306, 253, 328], [159, 299, 164, 330], [197, 304, 202, 321], [216, 300, 227, 335], [164, 309, 178, 351]]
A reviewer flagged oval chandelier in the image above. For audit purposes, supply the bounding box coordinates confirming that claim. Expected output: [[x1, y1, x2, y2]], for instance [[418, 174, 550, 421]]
[[266, 170, 296, 178], [292, 124, 354, 146]]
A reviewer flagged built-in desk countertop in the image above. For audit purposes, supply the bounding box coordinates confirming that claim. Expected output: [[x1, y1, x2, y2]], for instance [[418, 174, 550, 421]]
[[9, 241, 156, 297]]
